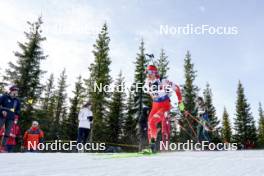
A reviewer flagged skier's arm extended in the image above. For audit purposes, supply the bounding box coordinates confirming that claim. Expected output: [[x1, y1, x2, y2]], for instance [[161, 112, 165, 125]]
[[174, 84, 183, 103], [165, 80, 185, 111], [175, 85, 185, 112]]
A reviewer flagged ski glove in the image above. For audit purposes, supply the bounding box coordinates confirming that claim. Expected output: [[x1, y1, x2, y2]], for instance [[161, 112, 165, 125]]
[[87, 116, 93, 122], [179, 102, 185, 112]]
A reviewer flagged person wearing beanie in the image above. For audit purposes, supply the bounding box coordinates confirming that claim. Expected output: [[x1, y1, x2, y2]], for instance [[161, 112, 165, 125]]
[[0, 85, 21, 152]]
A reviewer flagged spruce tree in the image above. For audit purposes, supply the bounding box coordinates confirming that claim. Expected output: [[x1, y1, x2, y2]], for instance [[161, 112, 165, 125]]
[[45, 88, 57, 140], [4, 17, 47, 131], [0, 84, 4, 93], [234, 81, 257, 145], [0, 82, 6, 93], [41, 74, 55, 110], [221, 107, 232, 143], [106, 72, 126, 143], [132, 40, 151, 115], [39, 74, 56, 140], [203, 83, 220, 142], [257, 103, 264, 148], [0, 70, 6, 93], [52, 69, 68, 139], [131, 40, 151, 144], [180, 51, 199, 141], [155, 49, 169, 79], [249, 119, 257, 146], [123, 90, 138, 145], [87, 23, 111, 142], [64, 76, 85, 140]]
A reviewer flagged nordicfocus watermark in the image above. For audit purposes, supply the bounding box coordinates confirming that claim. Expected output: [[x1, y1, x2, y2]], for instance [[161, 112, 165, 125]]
[[160, 140, 238, 151], [26, 140, 237, 152], [160, 24, 239, 36], [92, 82, 172, 93], [26, 140, 106, 152]]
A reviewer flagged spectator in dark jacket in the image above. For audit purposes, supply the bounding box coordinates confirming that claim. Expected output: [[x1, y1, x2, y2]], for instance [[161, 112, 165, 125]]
[[195, 97, 210, 142], [0, 85, 20, 152]]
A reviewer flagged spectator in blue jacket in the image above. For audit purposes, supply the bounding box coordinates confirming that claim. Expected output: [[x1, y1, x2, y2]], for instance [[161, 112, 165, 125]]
[[0, 85, 21, 152]]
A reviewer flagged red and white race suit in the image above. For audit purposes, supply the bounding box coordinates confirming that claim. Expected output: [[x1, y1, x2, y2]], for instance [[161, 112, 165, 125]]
[[144, 78, 182, 142]]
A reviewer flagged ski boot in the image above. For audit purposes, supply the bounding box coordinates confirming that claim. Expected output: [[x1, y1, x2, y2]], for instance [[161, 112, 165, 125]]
[[150, 138, 157, 153]]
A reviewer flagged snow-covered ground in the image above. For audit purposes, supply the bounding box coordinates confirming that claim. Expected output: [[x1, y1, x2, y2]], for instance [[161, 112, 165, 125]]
[[1, 150, 264, 176]]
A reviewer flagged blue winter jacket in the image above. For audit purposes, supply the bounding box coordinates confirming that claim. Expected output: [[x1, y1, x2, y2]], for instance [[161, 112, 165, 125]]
[[0, 94, 21, 119]]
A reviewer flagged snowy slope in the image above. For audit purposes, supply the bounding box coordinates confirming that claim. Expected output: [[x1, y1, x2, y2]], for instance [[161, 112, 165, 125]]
[[1, 151, 264, 176]]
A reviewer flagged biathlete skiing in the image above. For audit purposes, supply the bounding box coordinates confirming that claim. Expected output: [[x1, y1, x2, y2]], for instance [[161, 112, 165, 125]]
[[144, 64, 185, 152]]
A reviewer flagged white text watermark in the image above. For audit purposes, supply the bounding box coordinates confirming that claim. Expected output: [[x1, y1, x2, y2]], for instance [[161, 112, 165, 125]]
[[26, 140, 106, 152], [160, 140, 238, 151], [160, 24, 239, 36]]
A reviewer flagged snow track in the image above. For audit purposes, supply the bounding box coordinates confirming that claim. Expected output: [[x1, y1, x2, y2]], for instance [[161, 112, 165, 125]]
[[1, 150, 264, 176]]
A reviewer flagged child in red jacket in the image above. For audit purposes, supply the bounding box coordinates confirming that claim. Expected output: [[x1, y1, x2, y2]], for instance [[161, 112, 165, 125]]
[[0, 119, 21, 152], [23, 121, 44, 152]]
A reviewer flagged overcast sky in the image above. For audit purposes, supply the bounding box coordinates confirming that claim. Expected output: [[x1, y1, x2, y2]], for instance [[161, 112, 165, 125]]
[[0, 0, 263, 124]]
